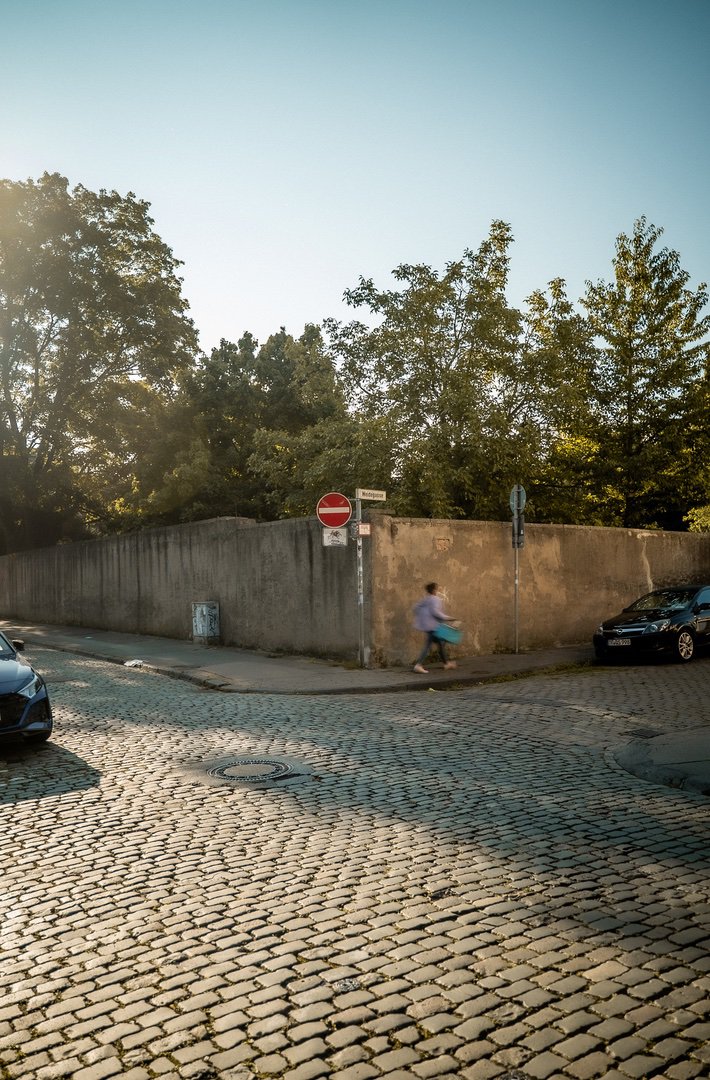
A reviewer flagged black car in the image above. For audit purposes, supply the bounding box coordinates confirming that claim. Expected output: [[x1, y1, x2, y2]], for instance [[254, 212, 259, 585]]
[[593, 585, 710, 663], [0, 632, 53, 742]]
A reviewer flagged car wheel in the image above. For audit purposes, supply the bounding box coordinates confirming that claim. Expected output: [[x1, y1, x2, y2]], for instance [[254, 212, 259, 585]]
[[675, 629, 695, 662]]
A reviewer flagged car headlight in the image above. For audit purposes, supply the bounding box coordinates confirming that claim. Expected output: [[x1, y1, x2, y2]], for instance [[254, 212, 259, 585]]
[[643, 619, 671, 634], [17, 674, 42, 699], [596, 624, 605, 634]]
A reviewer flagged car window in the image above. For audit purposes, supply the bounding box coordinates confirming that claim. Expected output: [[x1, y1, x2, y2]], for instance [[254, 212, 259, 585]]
[[628, 589, 696, 611], [695, 588, 710, 608]]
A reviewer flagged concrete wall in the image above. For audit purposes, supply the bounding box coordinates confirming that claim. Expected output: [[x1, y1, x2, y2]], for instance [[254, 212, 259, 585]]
[[0, 517, 361, 658], [1, 514, 709, 665], [370, 516, 710, 665]]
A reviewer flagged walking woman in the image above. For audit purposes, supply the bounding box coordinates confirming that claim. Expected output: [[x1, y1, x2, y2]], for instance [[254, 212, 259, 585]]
[[412, 582, 457, 673]]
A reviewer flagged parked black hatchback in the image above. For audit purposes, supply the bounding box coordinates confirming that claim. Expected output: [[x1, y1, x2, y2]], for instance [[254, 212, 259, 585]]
[[593, 585, 710, 663], [0, 632, 53, 742]]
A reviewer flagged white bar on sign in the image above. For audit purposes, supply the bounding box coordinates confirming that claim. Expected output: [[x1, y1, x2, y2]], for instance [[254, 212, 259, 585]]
[[355, 488, 386, 501]]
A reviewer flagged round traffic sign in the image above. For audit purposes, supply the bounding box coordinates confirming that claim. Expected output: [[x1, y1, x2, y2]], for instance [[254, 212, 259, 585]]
[[316, 491, 352, 528], [509, 484, 526, 513]]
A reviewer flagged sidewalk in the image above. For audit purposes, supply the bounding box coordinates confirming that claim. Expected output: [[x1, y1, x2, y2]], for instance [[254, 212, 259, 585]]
[[3, 618, 709, 796], [0, 618, 594, 694]]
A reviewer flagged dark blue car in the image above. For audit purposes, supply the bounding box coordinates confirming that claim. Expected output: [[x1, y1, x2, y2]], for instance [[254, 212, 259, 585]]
[[593, 584, 710, 663], [0, 632, 53, 743]]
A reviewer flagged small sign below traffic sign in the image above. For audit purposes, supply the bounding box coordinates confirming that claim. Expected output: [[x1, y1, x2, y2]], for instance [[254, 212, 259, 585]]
[[322, 527, 348, 547], [316, 492, 352, 528]]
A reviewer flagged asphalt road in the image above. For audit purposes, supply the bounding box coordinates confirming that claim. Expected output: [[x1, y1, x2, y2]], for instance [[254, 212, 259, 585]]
[[1, 646, 709, 1080]]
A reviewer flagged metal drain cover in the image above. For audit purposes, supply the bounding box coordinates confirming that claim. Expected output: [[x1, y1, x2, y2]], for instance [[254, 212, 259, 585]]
[[208, 758, 294, 783], [182, 752, 310, 789]]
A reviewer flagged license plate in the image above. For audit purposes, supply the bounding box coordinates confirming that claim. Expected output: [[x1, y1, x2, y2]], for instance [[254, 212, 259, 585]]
[[609, 638, 631, 646]]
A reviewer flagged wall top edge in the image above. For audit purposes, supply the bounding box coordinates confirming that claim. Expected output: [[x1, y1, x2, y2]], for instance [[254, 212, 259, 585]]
[[370, 516, 710, 539]]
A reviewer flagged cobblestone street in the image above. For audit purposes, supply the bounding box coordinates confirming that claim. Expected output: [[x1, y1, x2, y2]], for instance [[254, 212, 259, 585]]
[[1, 648, 709, 1080]]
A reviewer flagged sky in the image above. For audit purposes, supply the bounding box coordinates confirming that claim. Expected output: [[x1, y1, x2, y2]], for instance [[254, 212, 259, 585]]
[[2, 0, 709, 354]]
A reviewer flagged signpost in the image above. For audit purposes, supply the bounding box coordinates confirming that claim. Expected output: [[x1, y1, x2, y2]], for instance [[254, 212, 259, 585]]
[[510, 484, 526, 548], [316, 487, 385, 669], [510, 484, 526, 654], [316, 492, 352, 529], [353, 488, 385, 667]]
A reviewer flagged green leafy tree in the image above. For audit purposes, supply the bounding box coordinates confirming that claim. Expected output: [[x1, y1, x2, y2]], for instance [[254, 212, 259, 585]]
[[0, 172, 198, 550], [325, 224, 592, 520], [137, 325, 347, 523], [519, 280, 599, 523], [579, 218, 710, 528], [249, 413, 394, 517]]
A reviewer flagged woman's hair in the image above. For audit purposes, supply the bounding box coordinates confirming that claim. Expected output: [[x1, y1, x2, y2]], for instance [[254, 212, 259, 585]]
[[425, 582, 437, 594]]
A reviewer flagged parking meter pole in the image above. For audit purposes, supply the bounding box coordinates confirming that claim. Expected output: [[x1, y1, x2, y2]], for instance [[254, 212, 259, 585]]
[[514, 541, 519, 654], [355, 496, 366, 668]]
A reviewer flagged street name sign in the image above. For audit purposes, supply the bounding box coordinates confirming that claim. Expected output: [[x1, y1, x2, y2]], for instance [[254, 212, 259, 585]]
[[355, 488, 386, 501]]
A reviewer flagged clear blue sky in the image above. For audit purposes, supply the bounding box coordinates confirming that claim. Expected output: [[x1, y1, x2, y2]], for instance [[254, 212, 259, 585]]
[[2, 0, 708, 353]]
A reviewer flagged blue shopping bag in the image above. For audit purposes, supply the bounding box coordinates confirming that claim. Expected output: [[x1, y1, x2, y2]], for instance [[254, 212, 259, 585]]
[[434, 623, 462, 644]]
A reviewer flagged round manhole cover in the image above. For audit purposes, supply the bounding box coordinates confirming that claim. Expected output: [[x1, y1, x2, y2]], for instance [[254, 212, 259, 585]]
[[207, 758, 294, 783]]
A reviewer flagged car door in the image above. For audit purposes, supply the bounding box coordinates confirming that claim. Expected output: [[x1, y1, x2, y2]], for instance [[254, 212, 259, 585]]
[[693, 587, 710, 645]]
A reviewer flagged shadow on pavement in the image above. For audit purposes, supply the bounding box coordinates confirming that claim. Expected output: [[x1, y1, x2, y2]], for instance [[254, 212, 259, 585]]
[[0, 739, 101, 803]]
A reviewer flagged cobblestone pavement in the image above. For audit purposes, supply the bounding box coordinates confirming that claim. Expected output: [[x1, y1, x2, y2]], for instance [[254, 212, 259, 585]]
[[1, 649, 709, 1080]]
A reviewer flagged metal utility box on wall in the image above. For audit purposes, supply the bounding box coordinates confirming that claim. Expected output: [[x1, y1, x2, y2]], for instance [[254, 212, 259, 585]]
[[192, 602, 220, 645]]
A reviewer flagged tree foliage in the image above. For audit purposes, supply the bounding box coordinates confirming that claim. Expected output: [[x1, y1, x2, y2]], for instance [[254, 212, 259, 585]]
[[2, 181, 708, 549], [116, 325, 349, 526], [325, 223, 594, 520], [0, 172, 197, 550], [576, 218, 710, 528]]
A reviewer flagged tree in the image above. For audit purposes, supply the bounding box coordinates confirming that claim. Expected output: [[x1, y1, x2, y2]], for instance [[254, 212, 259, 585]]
[[325, 224, 593, 521], [131, 325, 348, 524], [0, 172, 198, 550], [579, 218, 710, 528], [249, 413, 394, 518]]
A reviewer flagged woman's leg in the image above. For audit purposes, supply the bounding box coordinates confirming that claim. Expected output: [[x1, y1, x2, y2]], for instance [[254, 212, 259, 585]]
[[415, 631, 435, 667]]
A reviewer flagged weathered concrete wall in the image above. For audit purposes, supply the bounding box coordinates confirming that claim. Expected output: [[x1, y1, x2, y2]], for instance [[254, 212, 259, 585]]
[[1, 514, 709, 665], [0, 517, 360, 658], [370, 516, 710, 665]]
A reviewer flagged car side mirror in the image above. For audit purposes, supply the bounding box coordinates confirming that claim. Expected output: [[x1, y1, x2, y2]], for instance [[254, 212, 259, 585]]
[[11, 639, 24, 651]]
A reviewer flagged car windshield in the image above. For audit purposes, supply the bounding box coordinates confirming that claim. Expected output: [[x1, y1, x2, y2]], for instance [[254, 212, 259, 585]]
[[627, 589, 697, 612]]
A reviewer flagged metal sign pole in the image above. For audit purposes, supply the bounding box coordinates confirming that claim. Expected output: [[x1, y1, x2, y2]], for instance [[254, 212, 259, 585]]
[[514, 543, 519, 654], [509, 484, 526, 656], [355, 495, 366, 668], [351, 488, 386, 669]]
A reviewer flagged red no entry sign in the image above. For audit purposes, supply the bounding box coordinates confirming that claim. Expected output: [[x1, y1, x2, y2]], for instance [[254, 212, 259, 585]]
[[316, 491, 352, 528]]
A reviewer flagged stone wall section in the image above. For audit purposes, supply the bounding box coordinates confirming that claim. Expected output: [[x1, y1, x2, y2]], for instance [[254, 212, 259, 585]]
[[0, 513, 708, 664], [371, 515, 710, 664]]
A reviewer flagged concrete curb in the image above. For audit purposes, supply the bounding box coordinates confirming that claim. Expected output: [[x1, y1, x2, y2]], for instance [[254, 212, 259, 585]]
[[614, 729, 710, 799]]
